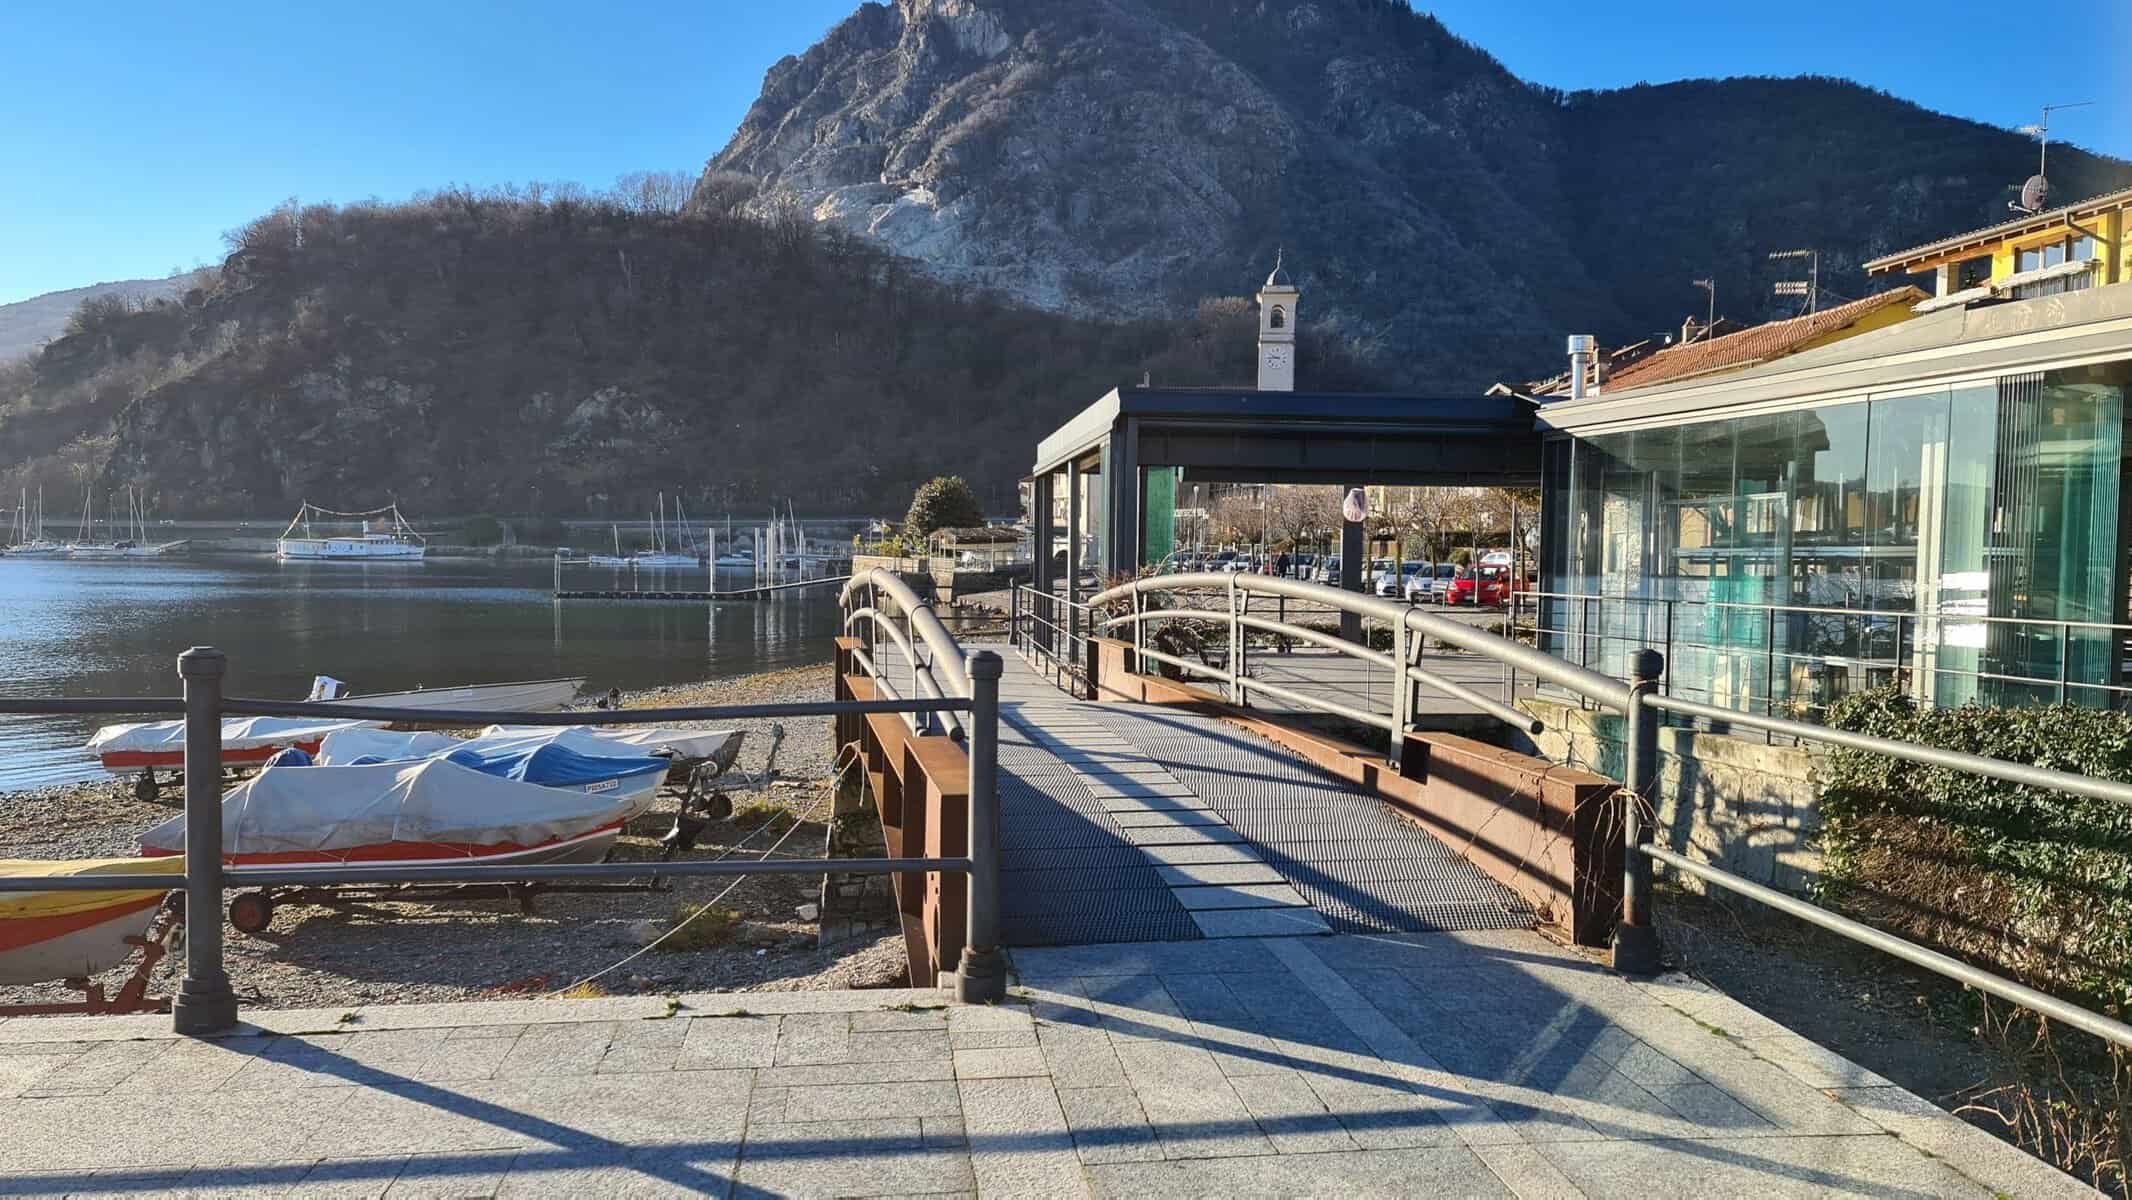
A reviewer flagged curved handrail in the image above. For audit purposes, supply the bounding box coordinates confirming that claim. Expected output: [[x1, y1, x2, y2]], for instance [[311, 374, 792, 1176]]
[[839, 567, 976, 699], [1100, 606, 1539, 733], [1090, 572, 1633, 710]]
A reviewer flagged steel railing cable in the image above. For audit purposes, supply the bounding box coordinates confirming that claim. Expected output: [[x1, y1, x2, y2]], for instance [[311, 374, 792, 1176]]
[[545, 742, 862, 996]]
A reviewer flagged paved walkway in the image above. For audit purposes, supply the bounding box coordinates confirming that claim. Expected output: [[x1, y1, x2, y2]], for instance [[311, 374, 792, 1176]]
[[0, 932, 2082, 1197], [994, 655, 1530, 947]]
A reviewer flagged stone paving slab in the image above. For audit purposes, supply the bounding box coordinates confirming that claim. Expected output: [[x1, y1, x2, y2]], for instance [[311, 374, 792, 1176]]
[[0, 932, 2091, 1198]]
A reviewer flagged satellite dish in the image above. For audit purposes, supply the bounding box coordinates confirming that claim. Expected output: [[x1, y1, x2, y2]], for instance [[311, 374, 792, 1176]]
[[2019, 174, 2050, 214]]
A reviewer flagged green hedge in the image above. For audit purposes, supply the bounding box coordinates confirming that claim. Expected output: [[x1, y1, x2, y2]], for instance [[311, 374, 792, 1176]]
[[1820, 689, 2132, 1013]]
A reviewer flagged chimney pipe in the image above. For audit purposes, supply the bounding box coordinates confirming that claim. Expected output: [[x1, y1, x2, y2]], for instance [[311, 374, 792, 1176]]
[[1566, 334, 1594, 401]]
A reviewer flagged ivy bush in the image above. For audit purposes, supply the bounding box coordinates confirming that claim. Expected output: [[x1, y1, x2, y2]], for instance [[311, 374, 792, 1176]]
[[1819, 689, 2132, 1014]]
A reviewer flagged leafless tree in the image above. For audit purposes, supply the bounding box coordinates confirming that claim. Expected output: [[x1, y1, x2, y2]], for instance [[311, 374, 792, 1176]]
[[612, 170, 694, 214]]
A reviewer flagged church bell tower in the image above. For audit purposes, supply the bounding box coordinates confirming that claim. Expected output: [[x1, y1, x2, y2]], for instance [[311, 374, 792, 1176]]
[[1256, 252, 1298, 392]]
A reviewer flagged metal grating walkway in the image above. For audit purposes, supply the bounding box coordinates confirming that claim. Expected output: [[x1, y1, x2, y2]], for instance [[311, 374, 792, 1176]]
[[994, 654, 1531, 946]]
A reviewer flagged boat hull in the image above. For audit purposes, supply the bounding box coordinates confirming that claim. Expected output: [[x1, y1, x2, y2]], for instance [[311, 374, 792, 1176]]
[[0, 899, 164, 985], [340, 678, 587, 714], [0, 857, 183, 986], [141, 822, 622, 874], [278, 538, 425, 561], [99, 736, 330, 773]]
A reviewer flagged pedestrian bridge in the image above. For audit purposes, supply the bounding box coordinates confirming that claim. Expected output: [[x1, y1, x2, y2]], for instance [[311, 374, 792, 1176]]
[[0, 573, 2110, 1196], [990, 653, 1532, 947]]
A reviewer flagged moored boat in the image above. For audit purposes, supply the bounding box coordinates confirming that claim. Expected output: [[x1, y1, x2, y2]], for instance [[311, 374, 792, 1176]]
[[277, 501, 426, 561]]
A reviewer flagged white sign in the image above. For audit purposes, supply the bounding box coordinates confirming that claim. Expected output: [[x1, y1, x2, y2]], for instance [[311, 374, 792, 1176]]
[[1341, 488, 1368, 524]]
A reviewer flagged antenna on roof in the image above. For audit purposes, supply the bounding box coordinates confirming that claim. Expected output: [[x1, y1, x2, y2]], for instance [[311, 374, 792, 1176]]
[[1690, 278, 1715, 339], [1768, 249, 1819, 315], [2011, 101, 2092, 215]]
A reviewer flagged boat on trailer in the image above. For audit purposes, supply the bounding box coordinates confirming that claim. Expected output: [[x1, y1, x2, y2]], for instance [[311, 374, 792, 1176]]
[[88, 715, 383, 774], [312, 726, 674, 819], [276, 501, 426, 561], [87, 676, 588, 799], [138, 756, 646, 933], [0, 856, 184, 1015]]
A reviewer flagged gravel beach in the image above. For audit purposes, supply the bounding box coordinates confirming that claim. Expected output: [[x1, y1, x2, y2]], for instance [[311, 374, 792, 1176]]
[[0, 661, 914, 1013]]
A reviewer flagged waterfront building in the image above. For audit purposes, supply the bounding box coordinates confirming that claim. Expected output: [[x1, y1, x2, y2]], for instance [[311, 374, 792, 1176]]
[[1535, 276, 2132, 714]]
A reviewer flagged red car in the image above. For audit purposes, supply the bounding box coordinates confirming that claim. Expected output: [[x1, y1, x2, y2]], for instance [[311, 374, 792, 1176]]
[[1446, 565, 1512, 606]]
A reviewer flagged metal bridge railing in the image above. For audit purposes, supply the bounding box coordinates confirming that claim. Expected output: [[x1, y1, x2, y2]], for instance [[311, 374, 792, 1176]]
[[1510, 588, 2132, 719], [1010, 584, 1095, 697], [1089, 573, 2132, 1053], [0, 636, 1005, 1035]]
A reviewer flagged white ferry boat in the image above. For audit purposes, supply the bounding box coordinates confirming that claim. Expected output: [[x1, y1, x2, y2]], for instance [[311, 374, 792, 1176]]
[[276, 501, 426, 561]]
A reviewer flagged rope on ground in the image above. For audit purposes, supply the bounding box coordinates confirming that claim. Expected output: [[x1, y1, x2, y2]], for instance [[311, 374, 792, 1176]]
[[545, 742, 864, 996]]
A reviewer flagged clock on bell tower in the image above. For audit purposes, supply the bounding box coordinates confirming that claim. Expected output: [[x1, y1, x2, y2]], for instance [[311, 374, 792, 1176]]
[[1256, 251, 1298, 392]]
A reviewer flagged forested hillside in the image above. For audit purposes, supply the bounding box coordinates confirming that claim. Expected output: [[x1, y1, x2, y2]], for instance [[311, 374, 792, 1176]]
[[0, 192, 1379, 517]]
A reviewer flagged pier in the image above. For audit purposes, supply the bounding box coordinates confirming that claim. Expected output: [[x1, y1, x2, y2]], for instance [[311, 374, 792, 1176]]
[[551, 568, 851, 603]]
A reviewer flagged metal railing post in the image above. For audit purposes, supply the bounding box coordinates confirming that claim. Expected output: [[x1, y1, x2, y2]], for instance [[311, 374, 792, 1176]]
[[2059, 621, 2072, 704], [1227, 575, 1244, 706], [1391, 611, 1410, 761], [173, 646, 238, 1035], [959, 651, 1005, 1003], [1613, 647, 1664, 976]]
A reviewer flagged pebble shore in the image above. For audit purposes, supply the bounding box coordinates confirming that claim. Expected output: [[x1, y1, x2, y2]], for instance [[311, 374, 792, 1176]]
[[0, 661, 913, 1013]]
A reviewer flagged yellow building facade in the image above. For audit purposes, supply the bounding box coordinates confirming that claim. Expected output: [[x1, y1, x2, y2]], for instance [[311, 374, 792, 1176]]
[[1865, 185, 2132, 308]]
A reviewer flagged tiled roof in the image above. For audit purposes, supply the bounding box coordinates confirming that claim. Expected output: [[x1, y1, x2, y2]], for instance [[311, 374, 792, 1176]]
[[1603, 287, 1928, 393]]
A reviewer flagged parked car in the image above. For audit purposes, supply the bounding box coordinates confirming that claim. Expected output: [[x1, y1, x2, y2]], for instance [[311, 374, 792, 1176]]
[[1446, 565, 1512, 606], [1364, 558, 1396, 587], [1289, 553, 1315, 579], [1406, 562, 1458, 603], [1312, 555, 1341, 584], [1399, 563, 1438, 602], [1376, 562, 1425, 597]]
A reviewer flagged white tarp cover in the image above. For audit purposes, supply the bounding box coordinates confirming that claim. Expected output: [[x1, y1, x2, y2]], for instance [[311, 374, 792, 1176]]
[[314, 727, 462, 765], [477, 724, 739, 762], [138, 757, 629, 856], [87, 715, 381, 755]]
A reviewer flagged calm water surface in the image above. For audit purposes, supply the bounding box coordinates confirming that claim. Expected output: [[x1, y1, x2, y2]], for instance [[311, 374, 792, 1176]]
[[0, 555, 841, 790]]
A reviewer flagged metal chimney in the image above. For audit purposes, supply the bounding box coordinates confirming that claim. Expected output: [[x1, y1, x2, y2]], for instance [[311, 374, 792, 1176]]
[[1566, 335, 1595, 401]]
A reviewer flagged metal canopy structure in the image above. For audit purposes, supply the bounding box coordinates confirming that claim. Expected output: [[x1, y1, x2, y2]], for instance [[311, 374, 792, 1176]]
[[1030, 386, 1542, 584]]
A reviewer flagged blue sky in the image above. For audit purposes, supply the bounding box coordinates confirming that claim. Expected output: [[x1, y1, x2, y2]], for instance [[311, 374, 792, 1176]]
[[2, 0, 2125, 305]]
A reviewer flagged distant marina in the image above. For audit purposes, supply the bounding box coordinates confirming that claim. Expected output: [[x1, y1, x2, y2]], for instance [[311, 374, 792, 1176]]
[[0, 551, 846, 791]]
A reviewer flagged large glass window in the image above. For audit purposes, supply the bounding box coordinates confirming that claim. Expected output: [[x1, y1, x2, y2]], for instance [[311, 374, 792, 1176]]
[[1542, 362, 2130, 713]]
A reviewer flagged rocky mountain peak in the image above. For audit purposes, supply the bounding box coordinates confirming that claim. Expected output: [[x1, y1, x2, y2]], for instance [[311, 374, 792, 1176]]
[[710, 1, 2132, 388]]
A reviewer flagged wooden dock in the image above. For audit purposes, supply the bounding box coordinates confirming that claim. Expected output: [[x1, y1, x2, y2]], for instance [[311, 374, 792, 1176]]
[[553, 575, 850, 603]]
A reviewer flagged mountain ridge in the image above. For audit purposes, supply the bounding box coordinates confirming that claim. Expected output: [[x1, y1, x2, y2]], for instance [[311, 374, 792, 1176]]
[[705, 0, 2132, 388]]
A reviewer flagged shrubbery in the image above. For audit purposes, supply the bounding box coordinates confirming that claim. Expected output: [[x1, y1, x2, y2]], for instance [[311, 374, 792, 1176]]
[[459, 514, 504, 545], [1819, 689, 2132, 1013]]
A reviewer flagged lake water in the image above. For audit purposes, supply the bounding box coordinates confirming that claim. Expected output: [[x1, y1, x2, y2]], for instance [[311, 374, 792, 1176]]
[[0, 555, 843, 790]]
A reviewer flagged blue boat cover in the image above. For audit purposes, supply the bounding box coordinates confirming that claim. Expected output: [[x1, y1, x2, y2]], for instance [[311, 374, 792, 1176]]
[[262, 747, 313, 768], [441, 741, 669, 789]]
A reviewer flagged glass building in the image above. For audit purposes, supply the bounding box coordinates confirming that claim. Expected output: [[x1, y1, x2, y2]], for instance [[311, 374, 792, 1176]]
[[1536, 284, 2132, 713]]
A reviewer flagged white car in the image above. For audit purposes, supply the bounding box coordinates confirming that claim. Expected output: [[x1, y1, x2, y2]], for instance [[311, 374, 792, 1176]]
[[1376, 563, 1425, 597]]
